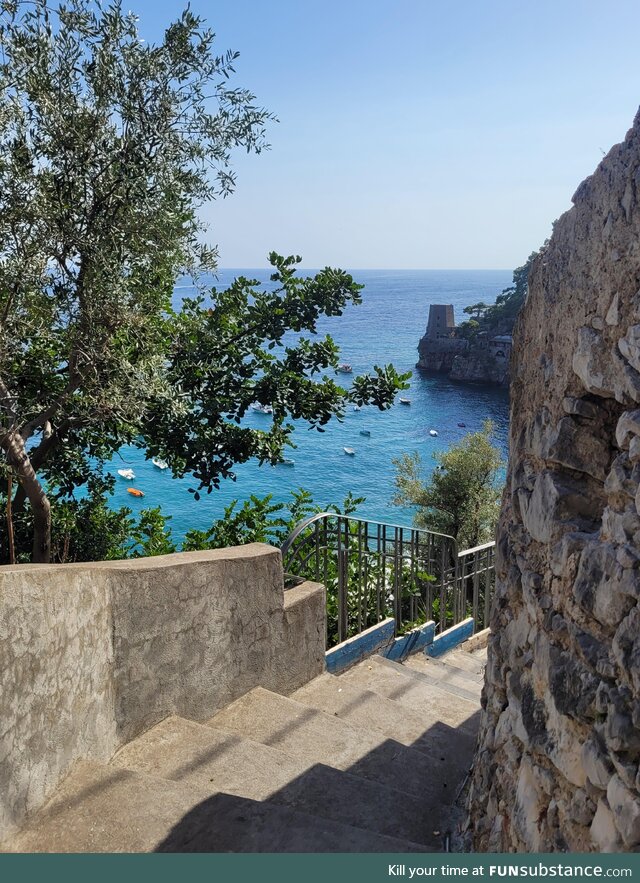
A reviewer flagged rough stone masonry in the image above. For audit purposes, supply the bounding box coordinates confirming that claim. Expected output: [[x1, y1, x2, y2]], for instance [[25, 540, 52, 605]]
[[468, 108, 640, 852]]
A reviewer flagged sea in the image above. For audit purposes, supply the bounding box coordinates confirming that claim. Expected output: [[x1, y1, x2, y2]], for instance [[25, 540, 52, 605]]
[[113, 269, 513, 543]]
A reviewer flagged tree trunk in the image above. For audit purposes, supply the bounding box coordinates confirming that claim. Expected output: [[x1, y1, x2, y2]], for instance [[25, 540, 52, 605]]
[[31, 493, 51, 563], [6, 469, 15, 564], [1, 430, 52, 563]]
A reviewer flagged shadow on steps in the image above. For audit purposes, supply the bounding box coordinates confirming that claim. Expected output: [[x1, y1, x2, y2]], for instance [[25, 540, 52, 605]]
[[153, 710, 482, 852]]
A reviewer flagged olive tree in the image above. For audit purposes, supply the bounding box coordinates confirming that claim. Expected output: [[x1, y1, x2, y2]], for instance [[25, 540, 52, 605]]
[[393, 420, 503, 550], [0, 0, 408, 562]]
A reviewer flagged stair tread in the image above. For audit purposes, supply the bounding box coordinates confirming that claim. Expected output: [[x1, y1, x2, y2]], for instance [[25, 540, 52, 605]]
[[3, 759, 427, 853], [112, 715, 441, 847], [374, 655, 481, 702], [292, 673, 476, 761], [446, 647, 488, 673], [341, 658, 481, 730], [402, 654, 484, 687], [205, 686, 467, 804]]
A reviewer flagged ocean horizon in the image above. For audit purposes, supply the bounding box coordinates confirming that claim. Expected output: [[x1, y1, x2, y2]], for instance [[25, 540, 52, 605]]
[[112, 268, 513, 543]]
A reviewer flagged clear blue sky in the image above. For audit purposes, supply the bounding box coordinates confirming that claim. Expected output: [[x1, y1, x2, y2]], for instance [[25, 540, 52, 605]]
[[134, 0, 640, 269]]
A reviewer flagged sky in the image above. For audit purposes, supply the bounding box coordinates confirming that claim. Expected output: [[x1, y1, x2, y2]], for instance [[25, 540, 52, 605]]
[[131, 0, 640, 269]]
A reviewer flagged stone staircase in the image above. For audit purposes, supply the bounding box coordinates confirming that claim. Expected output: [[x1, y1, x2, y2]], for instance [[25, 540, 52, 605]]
[[2, 644, 486, 853]]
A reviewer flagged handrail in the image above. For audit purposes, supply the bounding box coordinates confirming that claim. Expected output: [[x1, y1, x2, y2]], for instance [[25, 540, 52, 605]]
[[457, 540, 495, 557], [281, 510, 458, 557]]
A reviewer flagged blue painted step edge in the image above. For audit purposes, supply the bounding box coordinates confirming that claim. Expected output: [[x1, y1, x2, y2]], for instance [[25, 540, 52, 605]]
[[326, 618, 395, 674], [383, 620, 436, 663], [425, 617, 474, 658]]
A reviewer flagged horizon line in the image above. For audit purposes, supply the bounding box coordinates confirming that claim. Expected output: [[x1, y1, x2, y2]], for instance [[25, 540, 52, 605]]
[[214, 266, 514, 272]]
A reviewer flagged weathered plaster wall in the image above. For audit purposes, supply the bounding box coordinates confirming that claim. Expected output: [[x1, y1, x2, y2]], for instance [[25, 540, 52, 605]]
[[0, 545, 325, 841], [469, 109, 640, 852]]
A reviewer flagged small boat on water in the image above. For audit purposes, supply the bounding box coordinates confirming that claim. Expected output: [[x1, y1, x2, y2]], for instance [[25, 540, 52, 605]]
[[457, 422, 466, 428], [127, 488, 145, 498], [344, 447, 356, 456], [429, 429, 438, 437], [359, 429, 371, 437], [252, 402, 273, 414], [152, 458, 168, 470], [337, 364, 352, 374], [281, 458, 295, 466], [118, 468, 135, 480], [399, 398, 411, 405], [353, 405, 361, 412]]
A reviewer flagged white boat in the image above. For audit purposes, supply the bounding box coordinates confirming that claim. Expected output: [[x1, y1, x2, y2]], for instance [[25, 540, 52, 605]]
[[337, 364, 352, 374], [400, 398, 411, 405], [117, 468, 135, 480], [429, 430, 438, 437], [152, 458, 168, 470], [252, 402, 273, 414], [281, 458, 295, 466], [353, 405, 361, 412], [344, 447, 356, 456]]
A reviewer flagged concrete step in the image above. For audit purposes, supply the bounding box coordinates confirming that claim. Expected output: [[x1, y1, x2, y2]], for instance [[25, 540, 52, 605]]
[[341, 656, 480, 735], [112, 715, 440, 848], [291, 673, 476, 761], [402, 654, 484, 689], [205, 686, 461, 805], [424, 647, 487, 678], [3, 759, 427, 853], [376, 654, 481, 702]]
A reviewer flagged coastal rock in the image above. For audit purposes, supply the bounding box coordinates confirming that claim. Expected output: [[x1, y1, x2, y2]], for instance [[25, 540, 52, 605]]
[[416, 304, 513, 386], [468, 108, 640, 852]]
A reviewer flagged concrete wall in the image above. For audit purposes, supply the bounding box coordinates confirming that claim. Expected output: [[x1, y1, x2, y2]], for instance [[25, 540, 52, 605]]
[[0, 544, 325, 842]]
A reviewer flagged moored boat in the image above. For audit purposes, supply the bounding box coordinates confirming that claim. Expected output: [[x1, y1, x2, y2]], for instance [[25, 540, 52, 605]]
[[337, 364, 352, 374], [152, 458, 168, 470], [399, 397, 411, 405], [429, 429, 438, 437], [344, 447, 356, 455], [127, 488, 144, 497], [117, 468, 135, 480]]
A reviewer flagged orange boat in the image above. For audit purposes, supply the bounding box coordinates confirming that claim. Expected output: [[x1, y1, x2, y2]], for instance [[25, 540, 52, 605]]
[[127, 488, 145, 497]]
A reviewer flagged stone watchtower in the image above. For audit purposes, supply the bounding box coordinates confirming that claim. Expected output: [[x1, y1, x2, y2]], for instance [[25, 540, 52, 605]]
[[425, 304, 455, 339], [416, 303, 467, 372]]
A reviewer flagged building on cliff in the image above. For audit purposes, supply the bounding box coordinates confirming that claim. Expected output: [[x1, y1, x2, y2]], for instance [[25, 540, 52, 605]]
[[416, 304, 512, 386]]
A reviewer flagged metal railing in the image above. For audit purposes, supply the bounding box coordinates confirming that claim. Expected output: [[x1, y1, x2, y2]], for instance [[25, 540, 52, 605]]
[[456, 540, 495, 633], [281, 512, 495, 649]]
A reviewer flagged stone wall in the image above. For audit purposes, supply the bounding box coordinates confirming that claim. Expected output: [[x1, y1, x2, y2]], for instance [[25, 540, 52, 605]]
[[0, 544, 325, 842], [469, 109, 640, 852]]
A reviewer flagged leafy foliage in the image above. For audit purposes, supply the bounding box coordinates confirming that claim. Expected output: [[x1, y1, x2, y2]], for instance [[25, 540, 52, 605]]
[[0, 0, 408, 561], [457, 251, 539, 340], [392, 420, 504, 549]]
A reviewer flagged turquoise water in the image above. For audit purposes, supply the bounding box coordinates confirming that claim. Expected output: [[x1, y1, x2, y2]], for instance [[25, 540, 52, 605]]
[[112, 269, 512, 541]]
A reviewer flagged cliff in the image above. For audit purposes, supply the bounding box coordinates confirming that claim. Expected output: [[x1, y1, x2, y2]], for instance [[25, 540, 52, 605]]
[[416, 312, 514, 387], [468, 108, 640, 852]]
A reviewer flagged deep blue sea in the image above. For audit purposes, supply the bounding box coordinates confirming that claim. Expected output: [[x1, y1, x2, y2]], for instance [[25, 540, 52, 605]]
[[112, 269, 512, 542]]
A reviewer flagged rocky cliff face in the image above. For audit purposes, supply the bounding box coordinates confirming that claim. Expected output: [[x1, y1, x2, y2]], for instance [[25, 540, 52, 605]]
[[417, 330, 511, 387], [450, 349, 509, 385], [469, 109, 640, 852]]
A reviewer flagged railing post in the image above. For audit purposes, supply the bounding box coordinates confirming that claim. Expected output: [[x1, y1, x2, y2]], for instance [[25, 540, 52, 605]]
[[338, 547, 348, 644]]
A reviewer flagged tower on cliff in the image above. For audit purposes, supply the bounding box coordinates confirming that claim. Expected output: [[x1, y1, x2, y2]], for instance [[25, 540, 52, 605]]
[[425, 304, 456, 339]]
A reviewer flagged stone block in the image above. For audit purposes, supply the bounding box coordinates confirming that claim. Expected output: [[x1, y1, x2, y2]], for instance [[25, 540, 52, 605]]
[[616, 410, 640, 449], [619, 325, 640, 373], [591, 798, 623, 852], [607, 774, 640, 847], [574, 542, 636, 629], [582, 737, 615, 790]]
